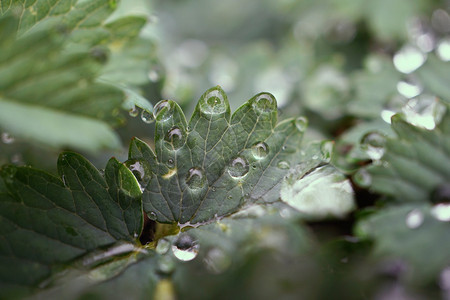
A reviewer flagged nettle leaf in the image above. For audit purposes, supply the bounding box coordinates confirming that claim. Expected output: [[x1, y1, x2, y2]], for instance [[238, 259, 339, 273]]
[[128, 86, 315, 225], [359, 108, 450, 202], [356, 203, 450, 281], [0, 152, 142, 291]]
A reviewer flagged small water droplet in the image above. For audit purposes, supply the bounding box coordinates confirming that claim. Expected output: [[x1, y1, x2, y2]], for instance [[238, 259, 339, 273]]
[[148, 69, 160, 82], [436, 38, 450, 61], [98, 169, 105, 176], [396, 78, 423, 98], [157, 255, 175, 275], [149, 211, 157, 220], [133, 232, 138, 238], [200, 88, 227, 115], [227, 195, 233, 200], [252, 93, 276, 114], [167, 158, 174, 168], [277, 161, 290, 169], [172, 234, 199, 262], [1, 132, 15, 144], [141, 110, 155, 124], [431, 203, 450, 222], [156, 238, 171, 254], [251, 142, 269, 159], [211, 187, 216, 192], [165, 126, 184, 150], [204, 247, 231, 274], [227, 157, 249, 179], [320, 140, 334, 162], [406, 209, 424, 229], [294, 116, 308, 132], [129, 106, 139, 117], [353, 168, 372, 188], [393, 45, 427, 74], [153, 100, 173, 122], [361, 132, 386, 161], [185, 167, 206, 189]]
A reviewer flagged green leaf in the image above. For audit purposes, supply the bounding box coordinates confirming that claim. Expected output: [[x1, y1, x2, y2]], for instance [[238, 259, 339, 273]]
[[281, 164, 355, 220], [363, 109, 450, 202], [356, 203, 450, 281], [0, 152, 142, 291], [416, 54, 450, 104], [128, 86, 320, 225], [0, 15, 124, 151]]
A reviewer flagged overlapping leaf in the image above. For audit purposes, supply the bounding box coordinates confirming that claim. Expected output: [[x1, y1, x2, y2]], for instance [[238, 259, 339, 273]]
[[0, 152, 142, 293], [361, 108, 450, 202], [128, 86, 315, 225]]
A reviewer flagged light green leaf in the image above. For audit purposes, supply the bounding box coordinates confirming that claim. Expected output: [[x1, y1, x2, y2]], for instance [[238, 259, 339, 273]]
[[128, 86, 322, 225], [363, 109, 450, 202], [281, 165, 355, 220], [416, 54, 450, 103], [0, 152, 143, 292], [356, 203, 450, 281]]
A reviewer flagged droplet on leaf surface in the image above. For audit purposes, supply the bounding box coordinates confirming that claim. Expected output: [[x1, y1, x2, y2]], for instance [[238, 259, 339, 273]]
[[165, 127, 185, 150], [251, 142, 269, 159], [129, 106, 139, 117], [172, 234, 199, 262], [252, 93, 276, 114], [406, 209, 424, 229], [360, 132, 386, 161], [228, 157, 249, 179], [294, 116, 308, 132], [185, 167, 206, 189], [153, 100, 173, 122], [141, 110, 155, 124], [200, 88, 228, 115], [277, 161, 290, 169]]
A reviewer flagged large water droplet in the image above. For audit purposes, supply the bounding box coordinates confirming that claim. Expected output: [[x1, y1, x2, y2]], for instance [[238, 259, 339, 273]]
[[396, 78, 423, 98], [227, 157, 249, 179], [402, 96, 447, 130], [153, 100, 173, 122], [125, 159, 151, 186], [431, 203, 450, 222], [294, 116, 308, 132], [406, 209, 424, 229], [199, 88, 227, 115], [185, 167, 206, 189], [252, 93, 276, 114], [277, 161, 290, 169], [1, 132, 15, 144], [204, 247, 231, 274], [141, 110, 155, 124], [393, 45, 427, 74], [251, 142, 269, 160], [360, 132, 386, 161], [165, 126, 185, 150], [353, 168, 372, 188], [320, 140, 334, 162], [172, 234, 199, 262], [129, 105, 139, 117], [156, 238, 171, 255]]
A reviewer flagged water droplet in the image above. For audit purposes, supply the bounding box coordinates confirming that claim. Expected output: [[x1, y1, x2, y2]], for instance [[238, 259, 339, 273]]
[[406, 209, 424, 229], [277, 161, 290, 169], [1, 132, 15, 144], [172, 234, 199, 262], [393, 45, 427, 74], [294, 116, 308, 132], [141, 110, 155, 124], [129, 106, 139, 117], [320, 140, 334, 162], [252, 93, 276, 114], [251, 142, 269, 159], [396, 78, 423, 98], [437, 38, 450, 61], [125, 159, 151, 185], [199, 88, 228, 115], [353, 168, 372, 188], [157, 255, 175, 275], [204, 247, 231, 274], [211, 187, 216, 192], [148, 69, 160, 82], [439, 266, 450, 290], [153, 100, 173, 122], [402, 96, 446, 130], [360, 132, 386, 161], [156, 238, 171, 255], [185, 167, 206, 189], [227, 195, 233, 200], [431, 203, 450, 222], [167, 158, 174, 168], [149, 211, 157, 220], [165, 126, 185, 150], [227, 157, 249, 179]]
